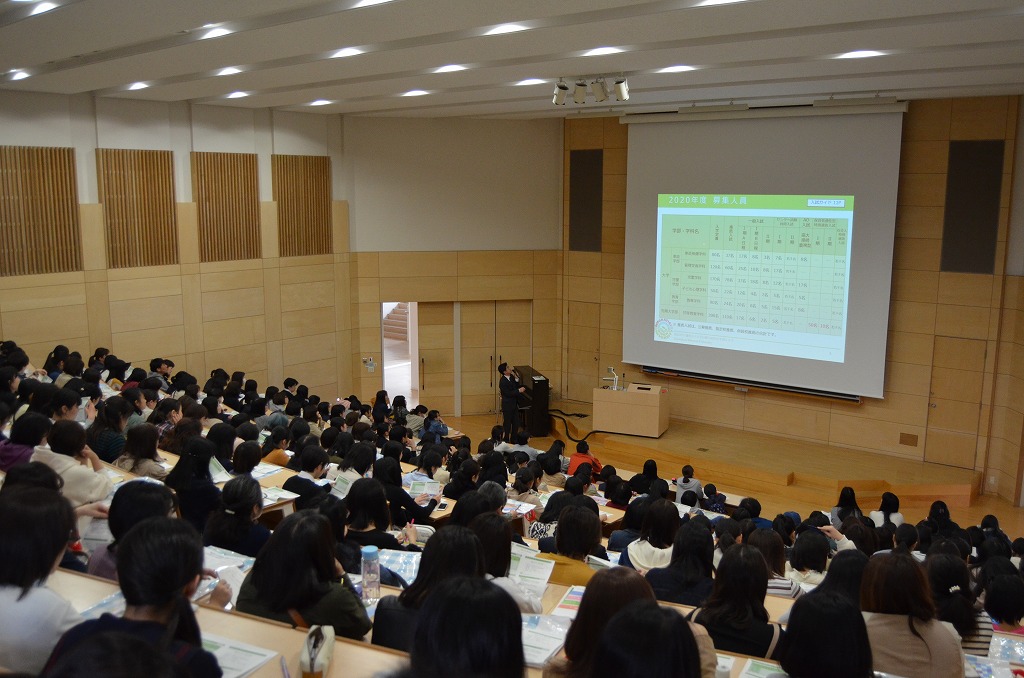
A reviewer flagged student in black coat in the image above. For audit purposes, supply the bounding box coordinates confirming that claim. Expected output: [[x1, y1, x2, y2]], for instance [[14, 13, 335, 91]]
[[282, 446, 330, 511]]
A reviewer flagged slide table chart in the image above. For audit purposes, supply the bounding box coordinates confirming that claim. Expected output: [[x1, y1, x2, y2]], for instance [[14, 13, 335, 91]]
[[661, 214, 848, 333]]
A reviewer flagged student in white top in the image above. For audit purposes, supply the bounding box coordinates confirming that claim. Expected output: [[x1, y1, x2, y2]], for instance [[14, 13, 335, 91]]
[[621, 499, 680, 574], [869, 491, 905, 528], [31, 419, 114, 508], [0, 486, 82, 673]]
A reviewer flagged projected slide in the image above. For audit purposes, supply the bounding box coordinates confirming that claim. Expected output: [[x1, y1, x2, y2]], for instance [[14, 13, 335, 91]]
[[654, 194, 853, 363]]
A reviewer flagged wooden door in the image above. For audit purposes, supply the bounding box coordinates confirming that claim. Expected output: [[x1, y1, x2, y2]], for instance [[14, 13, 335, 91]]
[[461, 301, 497, 415], [924, 336, 985, 468], [416, 302, 455, 415], [496, 299, 533, 385]]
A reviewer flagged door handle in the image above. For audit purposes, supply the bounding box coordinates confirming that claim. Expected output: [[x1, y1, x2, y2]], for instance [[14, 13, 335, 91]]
[[421, 358, 425, 390], [490, 356, 493, 387]]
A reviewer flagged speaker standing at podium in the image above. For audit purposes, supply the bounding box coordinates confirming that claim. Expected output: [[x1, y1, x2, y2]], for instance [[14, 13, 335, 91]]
[[498, 362, 525, 443]]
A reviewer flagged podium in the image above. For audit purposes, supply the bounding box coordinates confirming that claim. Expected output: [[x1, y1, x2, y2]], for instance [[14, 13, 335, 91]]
[[592, 384, 670, 438]]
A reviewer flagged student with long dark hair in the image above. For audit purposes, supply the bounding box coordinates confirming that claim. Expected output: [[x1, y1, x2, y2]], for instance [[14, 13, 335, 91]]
[[469, 512, 542, 613], [374, 456, 438, 527], [403, 577, 523, 678], [537, 505, 603, 586], [373, 525, 485, 651], [88, 481, 177, 582], [621, 498, 680, 574], [203, 475, 269, 558], [45, 517, 222, 678], [786, 528, 830, 586], [746, 528, 803, 599], [205, 422, 236, 472], [690, 544, 786, 659], [236, 510, 370, 638], [860, 553, 965, 678], [927, 553, 991, 656], [830, 486, 863, 528], [146, 397, 181, 447], [549, 567, 714, 678], [627, 459, 660, 495], [592, 600, 703, 678], [345, 478, 418, 551], [443, 458, 479, 500], [870, 491, 904, 527], [164, 437, 221, 533], [528, 490, 573, 540], [114, 423, 168, 480], [0, 487, 80, 673], [645, 520, 714, 606], [776, 591, 873, 678]]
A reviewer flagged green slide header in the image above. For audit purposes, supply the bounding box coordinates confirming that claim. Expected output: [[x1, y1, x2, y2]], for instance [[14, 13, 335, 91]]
[[658, 194, 854, 210]]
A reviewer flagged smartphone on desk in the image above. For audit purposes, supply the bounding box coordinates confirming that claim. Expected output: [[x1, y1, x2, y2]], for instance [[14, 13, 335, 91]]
[[436, 501, 448, 511]]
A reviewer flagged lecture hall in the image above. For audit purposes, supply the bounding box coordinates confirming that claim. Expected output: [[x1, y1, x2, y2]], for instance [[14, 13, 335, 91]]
[[1, 2, 1024, 677]]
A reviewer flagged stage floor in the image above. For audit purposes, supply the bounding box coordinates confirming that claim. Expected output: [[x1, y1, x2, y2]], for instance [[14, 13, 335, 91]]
[[446, 402, 1024, 537]]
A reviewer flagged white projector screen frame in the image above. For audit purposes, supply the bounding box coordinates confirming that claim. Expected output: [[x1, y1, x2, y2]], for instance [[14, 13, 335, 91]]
[[622, 108, 905, 398]]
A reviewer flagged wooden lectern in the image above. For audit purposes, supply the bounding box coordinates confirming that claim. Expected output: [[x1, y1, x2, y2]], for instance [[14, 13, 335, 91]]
[[592, 383, 670, 438]]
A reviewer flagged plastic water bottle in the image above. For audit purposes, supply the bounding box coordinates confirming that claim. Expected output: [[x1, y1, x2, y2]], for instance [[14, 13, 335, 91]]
[[360, 545, 380, 606]]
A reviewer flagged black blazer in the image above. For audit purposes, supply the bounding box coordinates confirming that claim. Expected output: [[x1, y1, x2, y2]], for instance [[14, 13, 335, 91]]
[[282, 475, 328, 511]]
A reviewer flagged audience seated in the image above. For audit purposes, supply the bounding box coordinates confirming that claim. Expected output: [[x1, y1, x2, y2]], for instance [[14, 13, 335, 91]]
[[88, 481, 177, 582], [203, 475, 270, 558], [373, 525, 485, 652], [236, 510, 371, 639], [776, 591, 873, 678]]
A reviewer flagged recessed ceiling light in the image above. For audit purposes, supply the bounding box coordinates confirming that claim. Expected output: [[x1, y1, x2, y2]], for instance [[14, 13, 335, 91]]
[[515, 78, 546, 86], [226, 91, 248, 98], [331, 47, 362, 58], [835, 50, 886, 59], [659, 65, 696, 73], [30, 2, 57, 15], [485, 23, 527, 35], [434, 65, 466, 73], [10, 71, 29, 81], [402, 90, 429, 97], [696, 0, 751, 5], [128, 82, 148, 90], [216, 67, 241, 76], [201, 27, 232, 40], [583, 47, 622, 57], [309, 99, 332, 106], [354, 0, 395, 6]]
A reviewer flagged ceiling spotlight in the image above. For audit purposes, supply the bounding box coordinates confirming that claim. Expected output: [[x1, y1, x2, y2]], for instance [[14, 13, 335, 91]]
[[331, 47, 362, 58], [402, 90, 429, 96], [614, 78, 629, 101], [30, 2, 57, 15], [128, 82, 149, 90], [201, 27, 232, 40], [516, 78, 546, 86], [10, 70, 29, 81], [216, 67, 241, 76], [834, 50, 886, 59], [659, 65, 695, 73], [592, 78, 609, 102], [573, 79, 588, 104], [552, 79, 569, 105], [433, 65, 466, 73], [485, 23, 528, 35], [354, 0, 395, 6], [226, 91, 248, 98], [309, 99, 332, 106], [584, 47, 622, 57]]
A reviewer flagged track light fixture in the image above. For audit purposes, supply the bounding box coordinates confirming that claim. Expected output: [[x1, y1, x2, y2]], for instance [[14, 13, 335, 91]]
[[573, 79, 588, 104], [552, 79, 569, 105], [614, 77, 629, 101], [551, 75, 627, 106]]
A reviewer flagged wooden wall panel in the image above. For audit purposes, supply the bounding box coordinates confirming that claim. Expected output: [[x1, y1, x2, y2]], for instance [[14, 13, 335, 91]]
[[0, 146, 81, 276], [272, 155, 331, 258], [96, 149, 178, 268], [191, 152, 260, 263]]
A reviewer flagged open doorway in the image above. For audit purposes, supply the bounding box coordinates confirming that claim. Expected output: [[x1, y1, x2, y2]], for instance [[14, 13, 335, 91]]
[[381, 302, 419, 407]]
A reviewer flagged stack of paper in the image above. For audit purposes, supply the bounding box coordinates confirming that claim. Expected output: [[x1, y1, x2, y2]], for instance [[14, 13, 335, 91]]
[[521, 615, 572, 667], [250, 462, 283, 481], [201, 633, 277, 678], [509, 551, 555, 599], [378, 549, 421, 584], [409, 479, 441, 496], [550, 586, 586, 620]]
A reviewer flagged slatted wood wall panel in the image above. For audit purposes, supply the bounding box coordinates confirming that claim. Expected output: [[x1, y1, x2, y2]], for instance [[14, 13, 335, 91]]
[[0, 146, 82, 276], [96, 148, 178, 269], [190, 151, 260, 262], [272, 154, 332, 257]]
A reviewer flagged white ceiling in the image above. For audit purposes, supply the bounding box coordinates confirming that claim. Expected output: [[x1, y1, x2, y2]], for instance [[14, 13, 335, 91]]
[[1, 0, 1022, 119]]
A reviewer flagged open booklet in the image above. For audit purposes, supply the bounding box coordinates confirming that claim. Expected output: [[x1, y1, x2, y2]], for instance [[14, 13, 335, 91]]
[[409, 479, 441, 496], [201, 633, 277, 678], [508, 542, 555, 599], [521, 615, 572, 668]]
